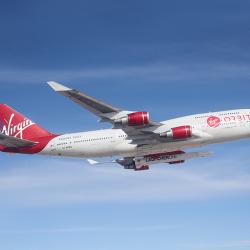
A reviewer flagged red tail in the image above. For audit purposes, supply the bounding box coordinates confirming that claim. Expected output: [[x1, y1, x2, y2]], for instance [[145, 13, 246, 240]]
[[0, 104, 53, 140]]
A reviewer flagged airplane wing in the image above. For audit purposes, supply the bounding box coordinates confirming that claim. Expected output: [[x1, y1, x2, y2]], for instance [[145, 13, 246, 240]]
[[47, 81, 121, 116], [47, 81, 161, 132], [0, 133, 37, 148], [47, 82, 206, 146]]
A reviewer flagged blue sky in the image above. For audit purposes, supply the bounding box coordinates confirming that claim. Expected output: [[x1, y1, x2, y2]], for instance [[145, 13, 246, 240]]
[[1, 1, 250, 250]]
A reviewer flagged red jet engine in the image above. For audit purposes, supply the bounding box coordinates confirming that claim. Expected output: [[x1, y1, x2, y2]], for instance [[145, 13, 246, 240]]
[[117, 112, 150, 126], [161, 125, 192, 139]]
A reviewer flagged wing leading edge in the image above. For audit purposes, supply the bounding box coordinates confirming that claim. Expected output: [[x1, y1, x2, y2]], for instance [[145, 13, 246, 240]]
[[47, 81, 120, 116], [47, 81, 161, 130]]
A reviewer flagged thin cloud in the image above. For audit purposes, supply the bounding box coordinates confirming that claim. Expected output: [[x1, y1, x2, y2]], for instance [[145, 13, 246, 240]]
[[0, 224, 182, 235], [178, 240, 250, 249], [0, 62, 250, 85], [0, 152, 250, 207]]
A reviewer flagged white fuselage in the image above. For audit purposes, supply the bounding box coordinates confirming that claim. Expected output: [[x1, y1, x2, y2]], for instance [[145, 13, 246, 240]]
[[40, 109, 250, 158]]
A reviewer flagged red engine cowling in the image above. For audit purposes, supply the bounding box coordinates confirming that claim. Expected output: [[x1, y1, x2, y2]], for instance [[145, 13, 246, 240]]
[[119, 112, 149, 126], [171, 126, 192, 139], [128, 112, 149, 126]]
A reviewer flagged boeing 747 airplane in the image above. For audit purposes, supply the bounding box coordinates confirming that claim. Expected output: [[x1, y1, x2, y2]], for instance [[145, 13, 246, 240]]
[[0, 82, 249, 171]]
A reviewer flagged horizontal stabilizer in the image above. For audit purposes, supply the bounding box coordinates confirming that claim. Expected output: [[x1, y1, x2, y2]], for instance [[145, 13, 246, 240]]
[[0, 133, 37, 149], [87, 159, 100, 165]]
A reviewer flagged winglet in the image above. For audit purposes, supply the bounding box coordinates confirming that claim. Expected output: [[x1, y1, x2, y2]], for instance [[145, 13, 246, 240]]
[[47, 81, 72, 92]]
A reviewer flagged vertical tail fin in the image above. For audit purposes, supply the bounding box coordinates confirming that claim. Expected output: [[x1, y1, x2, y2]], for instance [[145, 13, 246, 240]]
[[0, 104, 53, 140]]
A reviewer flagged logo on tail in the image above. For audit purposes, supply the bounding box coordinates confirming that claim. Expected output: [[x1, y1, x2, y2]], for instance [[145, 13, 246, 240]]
[[0, 113, 35, 139]]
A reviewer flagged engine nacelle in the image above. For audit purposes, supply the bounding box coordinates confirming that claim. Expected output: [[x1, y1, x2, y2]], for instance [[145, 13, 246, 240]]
[[160, 125, 192, 139], [116, 112, 149, 126]]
